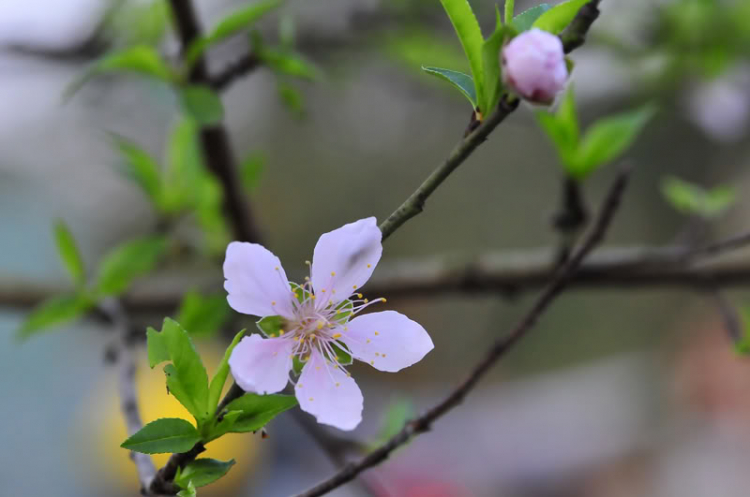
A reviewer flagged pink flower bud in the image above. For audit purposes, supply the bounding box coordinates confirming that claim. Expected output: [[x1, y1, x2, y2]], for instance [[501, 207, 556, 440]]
[[502, 28, 568, 105]]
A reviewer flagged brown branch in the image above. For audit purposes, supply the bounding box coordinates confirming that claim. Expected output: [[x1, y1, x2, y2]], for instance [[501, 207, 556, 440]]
[[168, 0, 263, 244], [293, 164, 631, 497]]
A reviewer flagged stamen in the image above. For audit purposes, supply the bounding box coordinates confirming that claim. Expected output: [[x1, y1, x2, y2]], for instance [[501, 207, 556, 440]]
[[332, 333, 342, 339], [330, 271, 336, 277], [374, 331, 379, 336], [367, 264, 371, 268]]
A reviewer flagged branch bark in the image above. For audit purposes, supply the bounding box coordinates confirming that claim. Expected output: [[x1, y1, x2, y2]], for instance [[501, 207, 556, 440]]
[[293, 163, 630, 497]]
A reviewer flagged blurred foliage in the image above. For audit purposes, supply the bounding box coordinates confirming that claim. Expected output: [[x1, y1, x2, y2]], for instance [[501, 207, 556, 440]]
[[661, 176, 736, 219]]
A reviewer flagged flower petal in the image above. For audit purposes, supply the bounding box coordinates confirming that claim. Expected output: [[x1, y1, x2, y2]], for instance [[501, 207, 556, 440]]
[[342, 311, 433, 373], [311, 217, 382, 303], [229, 335, 294, 395], [296, 349, 363, 430], [223, 241, 295, 319]]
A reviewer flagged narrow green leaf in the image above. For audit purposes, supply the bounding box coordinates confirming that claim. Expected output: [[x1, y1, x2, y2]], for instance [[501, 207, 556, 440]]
[[65, 45, 175, 98], [96, 236, 167, 296], [110, 134, 163, 204], [240, 152, 265, 192], [121, 418, 201, 454], [438, 0, 485, 111], [177, 481, 197, 497], [177, 290, 232, 338], [17, 293, 92, 340], [369, 399, 415, 449], [211, 394, 297, 438], [277, 82, 306, 117], [54, 220, 85, 287], [661, 177, 736, 219], [570, 104, 656, 179], [175, 459, 235, 489], [260, 49, 320, 80], [147, 326, 170, 368], [152, 318, 211, 422], [180, 86, 224, 127], [533, 0, 589, 34], [504, 0, 515, 24], [480, 10, 509, 113], [513, 4, 552, 32], [208, 330, 246, 416], [535, 86, 579, 166], [186, 0, 283, 65], [421, 66, 477, 107]]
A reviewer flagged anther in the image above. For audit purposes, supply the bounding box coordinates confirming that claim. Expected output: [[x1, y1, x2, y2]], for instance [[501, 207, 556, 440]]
[[335, 382, 341, 387], [382, 298, 387, 303], [364, 298, 369, 303], [275, 266, 279, 270], [271, 301, 276, 306], [353, 285, 358, 290], [382, 354, 387, 357], [374, 331, 379, 336], [357, 293, 363, 299], [331, 271, 336, 277], [370, 360, 374, 365], [305, 260, 311, 265], [366, 339, 371, 344], [309, 397, 314, 401], [332, 333, 342, 339], [367, 264, 371, 268]]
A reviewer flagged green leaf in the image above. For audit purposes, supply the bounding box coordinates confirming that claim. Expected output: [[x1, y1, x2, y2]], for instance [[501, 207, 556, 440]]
[[65, 45, 176, 98], [147, 326, 170, 368], [256, 315, 285, 337], [110, 134, 163, 205], [569, 104, 656, 178], [176, 290, 232, 338], [735, 307, 750, 355], [533, 0, 589, 34], [504, 0, 515, 24], [480, 8, 510, 113], [421, 66, 477, 108], [54, 220, 85, 287], [180, 86, 225, 127], [17, 293, 92, 340], [369, 399, 414, 449], [96, 236, 168, 296], [208, 330, 246, 416], [260, 49, 320, 80], [175, 459, 235, 489], [121, 418, 201, 454], [186, 0, 284, 65], [177, 481, 197, 497], [209, 394, 297, 440], [535, 86, 579, 166], [438, 0, 485, 111], [513, 4, 552, 32], [661, 177, 736, 219], [149, 318, 211, 422], [240, 152, 265, 192], [277, 82, 306, 117]]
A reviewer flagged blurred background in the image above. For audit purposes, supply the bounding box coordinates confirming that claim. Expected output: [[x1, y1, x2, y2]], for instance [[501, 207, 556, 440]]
[[2, 0, 750, 495]]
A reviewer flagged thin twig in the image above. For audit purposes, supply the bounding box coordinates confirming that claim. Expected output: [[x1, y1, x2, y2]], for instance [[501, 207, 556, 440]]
[[292, 164, 631, 497], [100, 298, 157, 493]]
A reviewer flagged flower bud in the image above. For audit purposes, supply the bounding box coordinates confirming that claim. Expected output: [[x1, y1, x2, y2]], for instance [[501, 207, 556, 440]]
[[502, 28, 568, 105]]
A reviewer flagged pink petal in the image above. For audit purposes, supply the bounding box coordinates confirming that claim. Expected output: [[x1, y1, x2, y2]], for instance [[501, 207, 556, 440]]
[[223, 241, 295, 319], [229, 335, 294, 395], [342, 311, 433, 373], [311, 217, 382, 303], [296, 349, 363, 430]]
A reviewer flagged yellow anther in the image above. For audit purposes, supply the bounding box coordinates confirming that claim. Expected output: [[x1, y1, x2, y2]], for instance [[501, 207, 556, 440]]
[[367, 264, 371, 268], [382, 298, 387, 303], [316, 366, 320, 371], [309, 397, 314, 401], [317, 321, 324, 330], [280, 330, 286, 335], [321, 289, 326, 293], [304, 355, 310, 361], [366, 339, 371, 344], [364, 298, 369, 304], [331, 271, 336, 277], [305, 260, 311, 265], [370, 360, 374, 365], [332, 333, 342, 339], [353, 285, 358, 290], [375, 352, 380, 357], [344, 326, 348, 331], [305, 276, 310, 281], [311, 294, 316, 300], [289, 355, 294, 359], [346, 372, 352, 377], [297, 383, 303, 388], [275, 266, 279, 270], [357, 293, 363, 299], [374, 331, 379, 336], [382, 354, 387, 358], [335, 382, 341, 387], [271, 301, 276, 306]]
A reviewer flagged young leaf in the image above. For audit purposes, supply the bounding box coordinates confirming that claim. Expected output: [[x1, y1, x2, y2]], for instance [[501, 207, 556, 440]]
[[121, 418, 201, 454], [186, 0, 283, 65], [180, 86, 225, 127], [177, 290, 232, 338], [17, 294, 92, 340], [421, 66, 477, 107], [569, 104, 656, 179], [209, 393, 297, 440], [480, 9, 510, 113], [661, 177, 735, 219], [207, 330, 246, 416], [177, 481, 197, 497], [512, 4, 552, 32], [535, 86, 579, 165], [110, 134, 163, 205], [533, 0, 589, 34], [150, 318, 211, 422], [96, 236, 168, 296], [175, 459, 235, 489], [369, 399, 415, 449], [54, 220, 85, 287], [277, 82, 306, 117], [504, 0, 515, 24], [438, 0, 485, 112], [240, 152, 265, 193], [260, 49, 320, 80]]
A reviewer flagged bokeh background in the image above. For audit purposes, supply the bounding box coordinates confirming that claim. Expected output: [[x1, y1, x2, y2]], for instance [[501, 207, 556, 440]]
[[2, 0, 750, 495]]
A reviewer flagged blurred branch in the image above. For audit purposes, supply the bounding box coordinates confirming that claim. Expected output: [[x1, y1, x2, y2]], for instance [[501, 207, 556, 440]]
[[99, 298, 157, 494], [293, 162, 630, 497], [168, 0, 263, 244], [378, 0, 602, 242]]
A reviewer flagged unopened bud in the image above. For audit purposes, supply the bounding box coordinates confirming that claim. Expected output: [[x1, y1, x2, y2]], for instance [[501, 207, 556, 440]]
[[502, 28, 568, 105]]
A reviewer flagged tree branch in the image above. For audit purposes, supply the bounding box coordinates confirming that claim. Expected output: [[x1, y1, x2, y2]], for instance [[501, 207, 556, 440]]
[[293, 163, 631, 497]]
